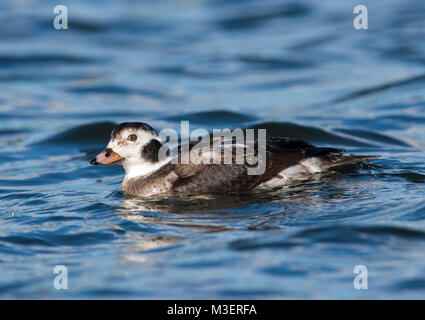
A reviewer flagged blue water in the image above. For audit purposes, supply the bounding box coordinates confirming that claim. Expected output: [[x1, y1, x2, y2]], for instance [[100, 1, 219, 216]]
[[1, 0, 425, 299]]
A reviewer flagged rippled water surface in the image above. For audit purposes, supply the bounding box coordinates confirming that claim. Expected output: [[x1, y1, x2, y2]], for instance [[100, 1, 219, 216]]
[[1, 0, 425, 299]]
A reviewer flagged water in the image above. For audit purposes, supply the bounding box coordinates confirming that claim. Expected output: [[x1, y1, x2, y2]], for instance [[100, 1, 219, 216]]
[[1, 0, 425, 299]]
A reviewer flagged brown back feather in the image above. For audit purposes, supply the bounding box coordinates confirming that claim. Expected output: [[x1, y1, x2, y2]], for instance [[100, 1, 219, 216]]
[[171, 137, 322, 194]]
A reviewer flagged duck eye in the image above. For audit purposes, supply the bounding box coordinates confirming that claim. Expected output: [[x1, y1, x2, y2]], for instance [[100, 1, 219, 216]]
[[127, 134, 137, 142]]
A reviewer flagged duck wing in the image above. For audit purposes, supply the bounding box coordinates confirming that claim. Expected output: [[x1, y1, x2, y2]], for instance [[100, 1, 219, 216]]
[[170, 137, 341, 194]]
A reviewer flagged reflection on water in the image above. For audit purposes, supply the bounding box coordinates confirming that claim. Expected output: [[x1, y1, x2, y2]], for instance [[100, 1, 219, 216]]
[[0, 0, 425, 299]]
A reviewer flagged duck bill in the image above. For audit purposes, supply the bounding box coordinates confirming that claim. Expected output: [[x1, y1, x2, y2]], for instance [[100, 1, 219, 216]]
[[90, 149, 124, 165]]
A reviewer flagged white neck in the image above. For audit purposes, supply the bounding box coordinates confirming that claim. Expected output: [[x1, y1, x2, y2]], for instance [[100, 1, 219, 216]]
[[123, 157, 171, 181]]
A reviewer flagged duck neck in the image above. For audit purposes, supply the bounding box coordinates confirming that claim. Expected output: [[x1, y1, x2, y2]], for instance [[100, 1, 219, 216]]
[[123, 157, 171, 182]]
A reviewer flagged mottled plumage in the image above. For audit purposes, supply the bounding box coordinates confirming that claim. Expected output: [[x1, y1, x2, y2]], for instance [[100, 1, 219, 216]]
[[90, 122, 376, 197]]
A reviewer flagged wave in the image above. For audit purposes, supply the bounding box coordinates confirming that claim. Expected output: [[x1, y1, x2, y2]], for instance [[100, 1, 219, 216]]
[[67, 84, 183, 101], [36, 121, 116, 146], [230, 224, 425, 251], [35, 116, 410, 150], [236, 54, 314, 70], [248, 122, 376, 147], [0, 54, 93, 66], [217, 2, 310, 30], [161, 110, 258, 125], [332, 73, 425, 103], [335, 128, 410, 147]]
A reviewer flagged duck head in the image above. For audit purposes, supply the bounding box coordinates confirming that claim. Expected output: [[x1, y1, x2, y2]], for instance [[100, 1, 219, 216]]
[[90, 122, 166, 179]]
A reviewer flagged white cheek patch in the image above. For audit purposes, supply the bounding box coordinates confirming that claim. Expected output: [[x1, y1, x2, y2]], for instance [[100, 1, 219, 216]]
[[107, 139, 126, 157], [107, 139, 120, 150], [105, 129, 169, 180], [107, 135, 142, 160]]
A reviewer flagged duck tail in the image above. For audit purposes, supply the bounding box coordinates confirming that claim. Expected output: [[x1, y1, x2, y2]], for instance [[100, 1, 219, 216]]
[[313, 147, 378, 168], [326, 154, 378, 167]]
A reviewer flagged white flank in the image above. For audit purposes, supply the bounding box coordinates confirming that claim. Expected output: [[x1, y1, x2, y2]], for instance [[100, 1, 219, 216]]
[[257, 157, 329, 189]]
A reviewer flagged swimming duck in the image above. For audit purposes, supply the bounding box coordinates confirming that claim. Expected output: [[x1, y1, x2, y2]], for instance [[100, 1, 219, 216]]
[[90, 122, 374, 197]]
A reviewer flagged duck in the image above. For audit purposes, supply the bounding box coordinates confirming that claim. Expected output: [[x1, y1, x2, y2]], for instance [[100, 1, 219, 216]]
[[90, 122, 375, 197]]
